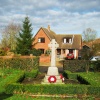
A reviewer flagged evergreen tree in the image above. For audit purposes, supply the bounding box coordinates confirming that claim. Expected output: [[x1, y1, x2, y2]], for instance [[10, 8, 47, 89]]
[[16, 17, 33, 55]]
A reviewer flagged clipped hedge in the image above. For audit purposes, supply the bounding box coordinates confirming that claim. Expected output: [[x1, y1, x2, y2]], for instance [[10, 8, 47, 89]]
[[87, 86, 100, 96], [0, 69, 25, 93], [63, 60, 90, 72], [25, 69, 39, 78], [90, 61, 100, 72], [6, 84, 87, 95], [77, 72, 100, 86], [6, 83, 100, 96], [63, 71, 100, 96], [63, 70, 77, 80], [0, 56, 39, 70]]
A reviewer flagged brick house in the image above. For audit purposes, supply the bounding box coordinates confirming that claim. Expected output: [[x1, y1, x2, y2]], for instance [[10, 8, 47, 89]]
[[32, 25, 82, 59]]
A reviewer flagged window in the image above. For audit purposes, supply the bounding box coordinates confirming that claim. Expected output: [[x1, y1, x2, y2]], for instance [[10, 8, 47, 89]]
[[63, 38, 66, 43], [63, 38, 72, 43], [38, 38, 45, 43]]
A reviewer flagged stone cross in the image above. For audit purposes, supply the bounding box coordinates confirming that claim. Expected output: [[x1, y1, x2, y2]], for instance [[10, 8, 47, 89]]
[[48, 39, 59, 67]]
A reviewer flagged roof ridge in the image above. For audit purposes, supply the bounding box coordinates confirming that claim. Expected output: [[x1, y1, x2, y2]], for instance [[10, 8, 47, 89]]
[[56, 34, 81, 35]]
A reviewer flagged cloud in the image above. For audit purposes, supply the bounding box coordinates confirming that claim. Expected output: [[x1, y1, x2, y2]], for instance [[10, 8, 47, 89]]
[[0, 0, 100, 39]]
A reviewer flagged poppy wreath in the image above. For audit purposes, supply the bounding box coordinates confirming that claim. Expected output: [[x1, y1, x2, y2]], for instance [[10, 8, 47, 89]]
[[60, 74, 64, 82], [48, 76, 57, 83]]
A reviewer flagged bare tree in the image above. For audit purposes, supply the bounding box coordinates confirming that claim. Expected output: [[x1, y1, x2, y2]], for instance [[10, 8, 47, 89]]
[[1, 22, 21, 51], [82, 28, 97, 42]]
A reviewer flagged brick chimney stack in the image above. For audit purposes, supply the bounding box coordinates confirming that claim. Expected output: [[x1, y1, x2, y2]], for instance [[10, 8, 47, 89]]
[[48, 25, 50, 32]]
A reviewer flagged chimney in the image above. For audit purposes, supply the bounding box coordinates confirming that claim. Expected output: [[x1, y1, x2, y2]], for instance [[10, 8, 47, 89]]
[[48, 25, 50, 32]]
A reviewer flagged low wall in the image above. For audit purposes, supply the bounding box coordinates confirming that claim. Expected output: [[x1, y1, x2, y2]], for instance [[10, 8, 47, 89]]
[[40, 55, 50, 63]]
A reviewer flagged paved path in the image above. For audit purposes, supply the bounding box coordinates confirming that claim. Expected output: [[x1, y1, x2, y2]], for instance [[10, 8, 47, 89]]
[[39, 66, 63, 73]]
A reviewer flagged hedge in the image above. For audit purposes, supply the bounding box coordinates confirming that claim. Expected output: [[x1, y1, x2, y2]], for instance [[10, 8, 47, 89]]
[[63, 60, 90, 72], [0, 69, 25, 93], [0, 56, 39, 71], [90, 61, 100, 72], [6, 84, 87, 95], [25, 69, 39, 78], [5, 83, 100, 96], [63, 70, 77, 80], [77, 72, 100, 86]]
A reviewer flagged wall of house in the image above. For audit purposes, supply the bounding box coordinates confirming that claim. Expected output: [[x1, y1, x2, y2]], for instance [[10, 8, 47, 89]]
[[73, 49, 78, 59], [60, 49, 79, 59], [32, 29, 51, 53]]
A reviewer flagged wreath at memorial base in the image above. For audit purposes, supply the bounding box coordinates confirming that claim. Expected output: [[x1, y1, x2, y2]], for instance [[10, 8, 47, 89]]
[[60, 74, 64, 82], [48, 76, 56, 83]]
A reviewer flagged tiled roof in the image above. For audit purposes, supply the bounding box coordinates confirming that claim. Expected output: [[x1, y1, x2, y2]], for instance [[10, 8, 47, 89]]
[[55, 34, 82, 49], [42, 27, 56, 40], [41, 27, 82, 49]]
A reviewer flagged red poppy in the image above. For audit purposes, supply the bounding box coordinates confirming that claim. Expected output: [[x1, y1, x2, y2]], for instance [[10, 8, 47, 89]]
[[48, 76, 56, 83]]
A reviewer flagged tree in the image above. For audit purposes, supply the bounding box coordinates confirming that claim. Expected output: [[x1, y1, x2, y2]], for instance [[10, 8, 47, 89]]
[[1, 22, 20, 51], [16, 17, 33, 55], [82, 28, 97, 42], [92, 43, 100, 56]]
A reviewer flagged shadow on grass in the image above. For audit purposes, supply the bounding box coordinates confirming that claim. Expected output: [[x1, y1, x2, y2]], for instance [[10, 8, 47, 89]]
[[0, 92, 13, 100]]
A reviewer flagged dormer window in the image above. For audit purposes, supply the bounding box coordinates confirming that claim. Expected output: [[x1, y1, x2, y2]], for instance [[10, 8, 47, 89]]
[[63, 38, 72, 44], [63, 38, 67, 43], [38, 37, 45, 43]]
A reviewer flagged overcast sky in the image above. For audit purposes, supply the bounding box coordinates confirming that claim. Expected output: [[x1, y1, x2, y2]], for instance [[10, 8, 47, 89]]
[[0, 0, 100, 40]]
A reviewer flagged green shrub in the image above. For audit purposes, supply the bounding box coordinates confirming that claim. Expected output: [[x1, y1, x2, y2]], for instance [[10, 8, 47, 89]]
[[0, 49, 6, 56], [77, 72, 100, 86], [63, 60, 90, 72], [30, 48, 42, 56], [90, 61, 100, 72], [0, 69, 25, 93], [63, 70, 77, 80], [6, 84, 87, 95], [0, 56, 39, 70], [87, 86, 100, 96], [6, 83, 24, 94], [25, 69, 39, 78]]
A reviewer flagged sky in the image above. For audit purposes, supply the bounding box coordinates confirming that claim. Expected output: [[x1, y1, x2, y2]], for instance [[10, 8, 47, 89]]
[[0, 0, 100, 40]]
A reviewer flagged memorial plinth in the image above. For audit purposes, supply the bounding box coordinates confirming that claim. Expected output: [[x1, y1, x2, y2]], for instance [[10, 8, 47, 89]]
[[41, 39, 64, 84]]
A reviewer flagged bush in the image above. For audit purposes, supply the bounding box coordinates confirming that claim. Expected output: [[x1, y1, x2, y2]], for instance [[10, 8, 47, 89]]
[[90, 61, 100, 72], [63, 60, 90, 72], [77, 72, 100, 86], [30, 48, 42, 56], [6, 84, 87, 95], [63, 70, 77, 80], [87, 86, 100, 96], [0, 69, 25, 93], [0, 56, 39, 70], [25, 69, 39, 78], [0, 49, 6, 56], [45, 49, 51, 56]]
